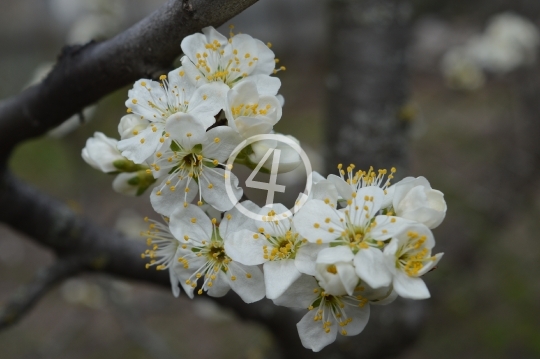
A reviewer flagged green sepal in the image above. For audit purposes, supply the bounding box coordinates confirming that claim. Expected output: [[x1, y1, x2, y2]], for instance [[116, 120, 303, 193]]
[[133, 169, 157, 196], [170, 141, 181, 152], [113, 159, 146, 173]]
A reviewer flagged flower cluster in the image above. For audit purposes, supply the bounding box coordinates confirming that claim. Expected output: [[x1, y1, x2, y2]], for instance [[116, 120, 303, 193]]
[[81, 26, 446, 352]]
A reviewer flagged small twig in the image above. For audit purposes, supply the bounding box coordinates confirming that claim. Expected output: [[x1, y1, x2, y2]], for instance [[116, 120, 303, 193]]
[[0, 256, 85, 329]]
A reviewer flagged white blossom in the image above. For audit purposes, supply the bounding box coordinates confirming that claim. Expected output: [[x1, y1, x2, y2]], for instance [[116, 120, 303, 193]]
[[140, 217, 183, 297], [294, 186, 411, 289], [148, 115, 243, 216], [180, 26, 281, 95], [224, 204, 325, 299], [383, 223, 443, 299], [81, 132, 124, 173], [169, 204, 265, 303], [224, 80, 282, 138], [390, 176, 446, 229], [112, 171, 155, 197], [327, 164, 396, 208], [273, 275, 396, 352], [117, 68, 228, 164]]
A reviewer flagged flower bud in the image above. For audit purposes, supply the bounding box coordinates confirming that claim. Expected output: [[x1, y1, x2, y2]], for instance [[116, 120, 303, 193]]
[[118, 114, 149, 140], [82, 132, 124, 173], [391, 176, 446, 229], [112, 170, 156, 196]]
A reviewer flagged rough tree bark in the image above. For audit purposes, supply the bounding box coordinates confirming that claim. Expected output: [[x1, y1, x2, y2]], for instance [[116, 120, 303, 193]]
[[323, 1, 423, 358], [325, 0, 411, 174]]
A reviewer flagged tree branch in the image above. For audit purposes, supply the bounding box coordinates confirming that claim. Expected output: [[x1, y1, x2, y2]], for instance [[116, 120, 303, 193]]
[[0, 168, 424, 358], [0, 0, 258, 161], [0, 255, 85, 329]]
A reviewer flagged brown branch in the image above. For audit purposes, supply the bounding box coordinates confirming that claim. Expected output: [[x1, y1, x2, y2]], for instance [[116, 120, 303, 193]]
[[0, 0, 258, 161]]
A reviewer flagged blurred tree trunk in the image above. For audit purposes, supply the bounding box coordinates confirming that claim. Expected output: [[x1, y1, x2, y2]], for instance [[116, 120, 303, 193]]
[[325, 0, 411, 175], [321, 1, 424, 358]]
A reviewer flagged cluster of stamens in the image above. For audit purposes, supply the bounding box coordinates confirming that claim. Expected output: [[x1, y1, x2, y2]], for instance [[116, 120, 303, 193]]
[[188, 25, 285, 87], [337, 164, 396, 192], [308, 288, 369, 336], [398, 231, 436, 276], [140, 217, 178, 271], [127, 74, 190, 120], [230, 103, 272, 117]]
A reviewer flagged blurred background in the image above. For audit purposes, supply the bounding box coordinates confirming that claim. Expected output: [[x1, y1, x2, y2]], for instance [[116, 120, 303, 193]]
[[1, 0, 540, 358]]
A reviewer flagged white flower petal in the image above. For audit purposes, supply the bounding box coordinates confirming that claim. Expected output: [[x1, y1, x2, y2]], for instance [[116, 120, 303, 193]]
[[341, 303, 370, 336], [353, 247, 392, 289], [263, 259, 302, 299], [369, 215, 413, 240], [223, 229, 266, 265], [201, 26, 229, 46], [234, 116, 274, 138], [297, 309, 338, 352], [227, 262, 265, 303], [206, 270, 231, 297], [81, 132, 124, 173], [251, 39, 275, 76], [165, 113, 206, 150], [294, 243, 328, 276], [180, 56, 207, 86], [118, 114, 149, 140], [199, 167, 242, 211], [327, 174, 353, 200], [349, 186, 385, 227], [117, 126, 162, 163], [181, 33, 210, 65], [219, 200, 261, 237], [417, 252, 444, 276], [316, 246, 355, 264], [247, 74, 281, 96], [393, 271, 431, 299], [311, 180, 339, 208], [272, 275, 319, 308], [293, 200, 343, 243], [150, 177, 197, 216], [202, 126, 243, 162], [336, 262, 359, 296], [169, 267, 181, 298], [126, 79, 168, 120], [169, 204, 213, 242], [187, 82, 229, 127]]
